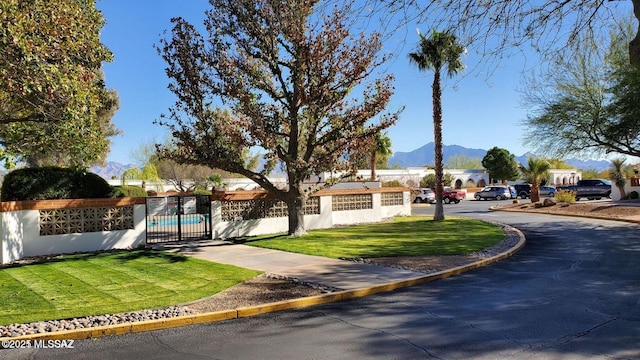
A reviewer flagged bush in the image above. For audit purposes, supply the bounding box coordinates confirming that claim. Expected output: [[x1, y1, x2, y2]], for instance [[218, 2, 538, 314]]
[[1, 167, 113, 201], [555, 190, 576, 204], [630, 191, 639, 200], [112, 185, 148, 198], [382, 180, 403, 188]]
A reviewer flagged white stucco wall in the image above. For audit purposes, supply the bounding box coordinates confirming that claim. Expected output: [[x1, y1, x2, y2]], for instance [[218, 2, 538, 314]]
[[211, 191, 410, 239], [1, 210, 28, 264], [1, 205, 146, 264], [1, 190, 410, 264]]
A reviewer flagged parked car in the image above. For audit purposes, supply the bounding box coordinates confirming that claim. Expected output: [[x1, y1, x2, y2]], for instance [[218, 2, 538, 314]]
[[557, 179, 611, 200], [539, 186, 556, 197], [474, 186, 512, 200], [508, 186, 518, 199], [513, 184, 531, 199], [413, 188, 436, 203], [443, 187, 465, 204]]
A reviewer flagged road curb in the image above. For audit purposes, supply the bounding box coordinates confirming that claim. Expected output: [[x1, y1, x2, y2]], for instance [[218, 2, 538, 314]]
[[1, 224, 526, 344]]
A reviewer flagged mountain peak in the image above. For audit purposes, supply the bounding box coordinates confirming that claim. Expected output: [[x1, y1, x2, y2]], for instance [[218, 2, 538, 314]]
[[90, 162, 135, 180], [389, 143, 611, 171]]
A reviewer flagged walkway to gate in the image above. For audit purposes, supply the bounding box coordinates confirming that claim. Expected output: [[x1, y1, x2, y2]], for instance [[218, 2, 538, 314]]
[[145, 195, 212, 243]]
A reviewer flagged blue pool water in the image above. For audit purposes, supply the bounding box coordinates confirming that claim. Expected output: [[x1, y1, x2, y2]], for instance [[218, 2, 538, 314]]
[[147, 216, 208, 227]]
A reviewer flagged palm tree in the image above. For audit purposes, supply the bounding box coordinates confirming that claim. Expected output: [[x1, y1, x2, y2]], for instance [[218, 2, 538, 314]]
[[370, 132, 393, 180], [608, 157, 629, 199], [519, 157, 551, 203], [409, 29, 465, 221], [122, 163, 163, 192]]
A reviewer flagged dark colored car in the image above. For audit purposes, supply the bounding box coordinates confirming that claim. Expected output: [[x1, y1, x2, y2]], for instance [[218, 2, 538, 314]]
[[474, 186, 512, 200], [557, 179, 612, 200], [513, 184, 531, 199], [539, 186, 556, 197]]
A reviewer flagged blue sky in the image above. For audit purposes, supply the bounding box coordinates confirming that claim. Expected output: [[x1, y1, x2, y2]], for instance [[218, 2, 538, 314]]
[[97, 1, 555, 166]]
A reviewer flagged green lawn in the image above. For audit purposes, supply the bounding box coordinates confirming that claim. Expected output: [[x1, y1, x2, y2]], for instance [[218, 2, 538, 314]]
[[0, 250, 261, 326], [245, 216, 505, 258]]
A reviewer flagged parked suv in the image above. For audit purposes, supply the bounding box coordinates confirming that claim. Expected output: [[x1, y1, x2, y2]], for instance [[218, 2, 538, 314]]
[[557, 179, 611, 200], [413, 188, 436, 203], [513, 184, 531, 199], [474, 186, 512, 200]]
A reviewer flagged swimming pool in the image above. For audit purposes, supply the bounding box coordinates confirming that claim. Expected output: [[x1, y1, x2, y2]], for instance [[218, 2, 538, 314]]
[[147, 215, 209, 227]]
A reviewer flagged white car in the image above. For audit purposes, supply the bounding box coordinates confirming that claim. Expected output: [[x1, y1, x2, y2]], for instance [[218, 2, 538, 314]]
[[414, 188, 436, 203]]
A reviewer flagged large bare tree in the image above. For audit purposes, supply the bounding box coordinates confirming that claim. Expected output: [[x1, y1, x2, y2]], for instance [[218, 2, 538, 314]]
[[157, 0, 399, 235]]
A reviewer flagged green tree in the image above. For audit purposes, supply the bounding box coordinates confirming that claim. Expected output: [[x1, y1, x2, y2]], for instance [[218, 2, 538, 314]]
[[420, 172, 454, 189], [445, 155, 483, 169], [206, 174, 226, 191], [608, 157, 631, 199], [522, 19, 640, 159], [604, 20, 640, 151], [409, 29, 465, 221], [544, 158, 573, 170], [482, 147, 519, 184], [0, 0, 112, 125], [121, 164, 163, 191], [370, 132, 393, 180], [580, 168, 602, 180], [157, 0, 399, 236], [0, 74, 120, 168], [519, 157, 551, 203]]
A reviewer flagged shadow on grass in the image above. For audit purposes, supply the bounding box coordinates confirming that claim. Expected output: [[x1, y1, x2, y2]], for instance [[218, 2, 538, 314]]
[[231, 234, 283, 244], [114, 249, 188, 263], [0, 249, 188, 269]]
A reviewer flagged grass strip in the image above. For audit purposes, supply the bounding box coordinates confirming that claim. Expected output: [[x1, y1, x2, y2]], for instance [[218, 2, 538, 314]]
[[0, 249, 260, 325], [245, 216, 505, 258]]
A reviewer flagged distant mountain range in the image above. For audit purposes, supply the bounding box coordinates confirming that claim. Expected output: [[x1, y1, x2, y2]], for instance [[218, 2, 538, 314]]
[[91, 143, 612, 179], [90, 162, 134, 180], [388, 142, 612, 171]]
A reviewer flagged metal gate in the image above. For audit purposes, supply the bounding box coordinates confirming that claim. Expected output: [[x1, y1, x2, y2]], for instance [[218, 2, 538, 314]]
[[145, 195, 212, 243]]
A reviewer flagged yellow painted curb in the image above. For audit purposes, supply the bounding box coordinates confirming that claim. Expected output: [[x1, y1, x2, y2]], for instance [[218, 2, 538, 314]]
[[1, 224, 526, 344]]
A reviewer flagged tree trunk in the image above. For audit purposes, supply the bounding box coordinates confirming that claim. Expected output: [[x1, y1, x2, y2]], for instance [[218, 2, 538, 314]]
[[432, 70, 445, 221], [631, 0, 640, 71], [530, 179, 540, 203], [370, 148, 377, 181], [286, 182, 307, 236]]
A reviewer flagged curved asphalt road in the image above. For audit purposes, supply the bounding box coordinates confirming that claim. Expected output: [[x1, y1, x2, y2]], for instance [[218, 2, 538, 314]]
[[5, 201, 640, 359]]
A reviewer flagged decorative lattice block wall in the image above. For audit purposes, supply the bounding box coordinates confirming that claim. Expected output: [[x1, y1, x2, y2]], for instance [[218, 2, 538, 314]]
[[39, 206, 135, 235], [221, 197, 320, 221], [332, 194, 373, 211], [381, 192, 404, 206]]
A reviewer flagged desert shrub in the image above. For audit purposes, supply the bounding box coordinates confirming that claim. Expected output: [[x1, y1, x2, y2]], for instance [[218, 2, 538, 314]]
[[382, 180, 403, 187], [555, 190, 576, 203], [630, 191, 639, 200], [112, 185, 147, 198], [1, 167, 113, 201]]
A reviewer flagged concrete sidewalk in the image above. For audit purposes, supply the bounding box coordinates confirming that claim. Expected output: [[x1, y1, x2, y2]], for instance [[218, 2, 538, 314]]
[[152, 240, 427, 291]]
